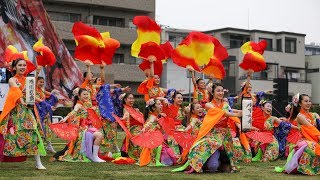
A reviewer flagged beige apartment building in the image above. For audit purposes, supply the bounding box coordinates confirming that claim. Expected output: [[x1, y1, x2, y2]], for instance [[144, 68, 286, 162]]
[[163, 27, 312, 98], [43, 0, 156, 94]]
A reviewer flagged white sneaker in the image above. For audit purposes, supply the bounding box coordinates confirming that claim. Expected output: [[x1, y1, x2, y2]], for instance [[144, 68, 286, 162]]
[[92, 156, 106, 163], [36, 165, 46, 170], [46, 142, 56, 153]]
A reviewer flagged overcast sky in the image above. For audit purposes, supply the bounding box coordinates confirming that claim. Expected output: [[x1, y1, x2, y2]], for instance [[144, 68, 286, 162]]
[[156, 0, 320, 44]]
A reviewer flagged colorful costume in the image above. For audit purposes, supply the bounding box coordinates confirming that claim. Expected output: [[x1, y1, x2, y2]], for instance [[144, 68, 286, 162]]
[[138, 114, 164, 166], [35, 87, 57, 143], [81, 79, 98, 106], [96, 84, 118, 150], [137, 78, 165, 101], [0, 75, 45, 161], [181, 101, 240, 173], [193, 86, 210, 103], [282, 110, 320, 175], [121, 105, 144, 160], [58, 101, 100, 162], [185, 115, 202, 136], [249, 114, 279, 162], [163, 104, 185, 161]]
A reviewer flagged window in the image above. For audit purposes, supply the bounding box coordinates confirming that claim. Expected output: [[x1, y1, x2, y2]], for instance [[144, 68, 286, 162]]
[[128, 19, 135, 28], [47, 11, 81, 22], [307, 68, 319, 73], [276, 39, 282, 52], [169, 35, 176, 42], [93, 16, 125, 27], [113, 54, 124, 64], [230, 35, 249, 48], [259, 38, 273, 51], [285, 38, 296, 53]]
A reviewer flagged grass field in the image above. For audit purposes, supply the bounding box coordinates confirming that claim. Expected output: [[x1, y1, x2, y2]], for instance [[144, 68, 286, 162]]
[[0, 132, 318, 180]]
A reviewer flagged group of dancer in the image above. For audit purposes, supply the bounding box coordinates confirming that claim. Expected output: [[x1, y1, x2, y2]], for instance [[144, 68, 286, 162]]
[[0, 57, 319, 176]]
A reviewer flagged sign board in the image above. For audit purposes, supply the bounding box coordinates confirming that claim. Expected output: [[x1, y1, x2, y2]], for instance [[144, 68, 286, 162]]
[[26, 77, 36, 105], [242, 98, 253, 131]]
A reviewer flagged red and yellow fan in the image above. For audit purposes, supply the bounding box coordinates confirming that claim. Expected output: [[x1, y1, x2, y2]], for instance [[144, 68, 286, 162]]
[[33, 38, 56, 66], [49, 123, 79, 141], [138, 41, 173, 76], [112, 157, 136, 164], [245, 131, 274, 144], [287, 129, 302, 144], [201, 37, 228, 80], [172, 131, 196, 149], [131, 130, 164, 149], [131, 16, 171, 76], [201, 59, 226, 80], [72, 22, 104, 64], [4, 45, 36, 75], [131, 16, 161, 57], [239, 40, 267, 72], [171, 31, 214, 72], [99, 32, 120, 65]]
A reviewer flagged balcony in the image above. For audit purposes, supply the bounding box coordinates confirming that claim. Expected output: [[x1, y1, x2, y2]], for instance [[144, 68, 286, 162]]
[[247, 79, 312, 96], [43, 0, 155, 13], [51, 21, 137, 45], [76, 62, 145, 82]]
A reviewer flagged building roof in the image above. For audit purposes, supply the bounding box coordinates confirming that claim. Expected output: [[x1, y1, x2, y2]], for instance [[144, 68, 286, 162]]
[[164, 27, 195, 33], [203, 27, 306, 37]]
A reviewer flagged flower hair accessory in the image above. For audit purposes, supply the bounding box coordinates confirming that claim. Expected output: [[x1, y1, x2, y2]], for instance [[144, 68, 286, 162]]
[[119, 93, 126, 101], [292, 93, 300, 107], [146, 98, 155, 107], [259, 99, 267, 106], [72, 87, 80, 96], [206, 82, 213, 94]]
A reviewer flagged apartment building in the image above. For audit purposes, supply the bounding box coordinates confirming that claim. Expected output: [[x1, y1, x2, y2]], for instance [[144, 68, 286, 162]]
[[306, 43, 320, 104], [306, 43, 320, 55], [42, 0, 156, 94], [163, 27, 312, 98]]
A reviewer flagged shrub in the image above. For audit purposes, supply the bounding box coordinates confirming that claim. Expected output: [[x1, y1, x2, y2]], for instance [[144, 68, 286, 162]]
[[53, 107, 72, 117], [134, 98, 146, 114], [311, 104, 320, 115]]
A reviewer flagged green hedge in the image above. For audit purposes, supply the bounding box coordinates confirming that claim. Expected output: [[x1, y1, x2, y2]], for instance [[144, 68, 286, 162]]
[[53, 107, 72, 117], [311, 105, 320, 115], [52, 101, 320, 117], [53, 99, 190, 117], [134, 98, 146, 114]]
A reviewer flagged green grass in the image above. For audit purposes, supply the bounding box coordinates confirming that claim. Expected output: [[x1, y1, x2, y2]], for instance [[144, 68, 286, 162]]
[[0, 132, 318, 180]]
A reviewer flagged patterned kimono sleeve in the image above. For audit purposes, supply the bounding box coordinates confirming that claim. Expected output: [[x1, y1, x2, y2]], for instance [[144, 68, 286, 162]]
[[66, 109, 78, 123], [144, 118, 154, 131], [186, 118, 197, 129], [123, 109, 130, 129]]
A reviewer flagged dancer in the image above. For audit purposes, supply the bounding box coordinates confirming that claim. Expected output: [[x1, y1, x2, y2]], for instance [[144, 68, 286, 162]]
[[120, 93, 144, 160], [279, 94, 320, 175], [0, 58, 46, 169], [138, 99, 165, 166], [35, 66, 58, 153], [184, 103, 203, 136], [57, 88, 105, 162], [163, 92, 186, 162], [174, 83, 242, 173], [189, 68, 210, 104], [248, 101, 281, 162]]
